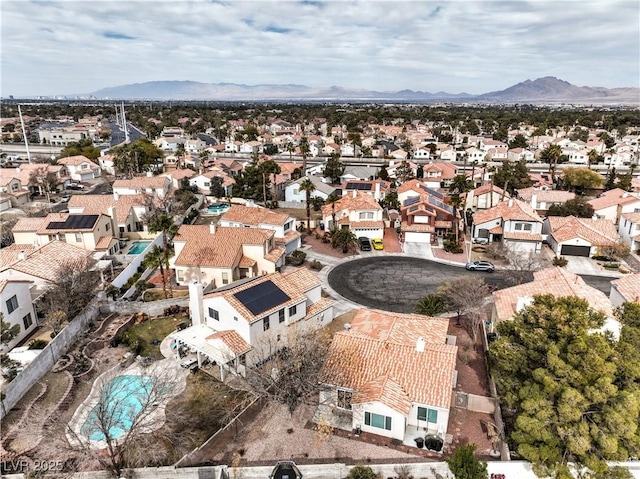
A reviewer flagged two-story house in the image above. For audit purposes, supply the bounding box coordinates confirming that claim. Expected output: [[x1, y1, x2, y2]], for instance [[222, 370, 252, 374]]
[[285, 176, 336, 203], [341, 180, 390, 202], [57, 155, 101, 182], [219, 204, 301, 254], [464, 184, 510, 212], [589, 188, 640, 224], [172, 270, 335, 380], [321, 190, 384, 239], [319, 308, 457, 447], [472, 199, 543, 253], [0, 279, 38, 353], [189, 169, 235, 197], [113, 175, 172, 199], [400, 190, 457, 243], [172, 224, 285, 289], [516, 187, 575, 215], [618, 212, 640, 253], [421, 163, 459, 189]]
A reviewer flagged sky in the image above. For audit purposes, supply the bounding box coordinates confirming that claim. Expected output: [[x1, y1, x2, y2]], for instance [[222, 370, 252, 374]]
[[1, 0, 639, 98]]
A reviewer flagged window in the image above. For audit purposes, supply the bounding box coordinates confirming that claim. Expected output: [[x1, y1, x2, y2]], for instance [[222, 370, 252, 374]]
[[105, 223, 110, 231], [279, 309, 285, 323], [208, 308, 219, 321], [177, 270, 184, 282], [284, 222, 291, 231], [23, 313, 33, 329], [234, 316, 238, 321], [417, 407, 438, 423], [364, 412, 391, 430], [222, 272, 229, 285], [6, 295, 18, 314], [337, 389, 352, 410], [75, 233, 82, 242], [514, 223, 532, 232], [288, 304, 297, 316], [263, 317, 270, 331], [239, 354, 246, 366], [359, 211, 374, 220]]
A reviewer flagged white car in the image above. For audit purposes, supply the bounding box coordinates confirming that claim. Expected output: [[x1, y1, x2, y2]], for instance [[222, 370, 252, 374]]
[[180, 358, 197, 369]]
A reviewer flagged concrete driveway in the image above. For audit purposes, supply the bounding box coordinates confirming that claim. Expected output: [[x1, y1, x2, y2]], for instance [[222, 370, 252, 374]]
[[565, 256, 623, 277]]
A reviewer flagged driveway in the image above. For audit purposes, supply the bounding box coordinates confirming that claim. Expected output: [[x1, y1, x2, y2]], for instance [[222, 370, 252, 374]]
[[564, 256, 622, 277], [327, 257, 614, 313]]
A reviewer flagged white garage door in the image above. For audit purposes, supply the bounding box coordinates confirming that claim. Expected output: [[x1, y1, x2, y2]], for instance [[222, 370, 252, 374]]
[[405, 231, 431, 243]]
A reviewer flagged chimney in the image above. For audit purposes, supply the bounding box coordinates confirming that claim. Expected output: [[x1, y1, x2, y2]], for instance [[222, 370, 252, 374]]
[[530, 194, 537, 209], [107, 206, 116, 219], [209, 222, 216, 235], [188, 281, 204, 326], [416, 336, 425, 353], [352, 189, 357, 198], [508, 198, 513, 207], [113, 191, 119, 201], [375, 181, 381, 197], [18, 250, 26, 261], [146, 171, 153, 177]]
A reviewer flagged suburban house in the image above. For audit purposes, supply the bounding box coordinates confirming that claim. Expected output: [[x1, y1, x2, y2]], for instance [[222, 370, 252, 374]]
[[321, 190, 384, 239], [0, 279, 38, 353], [113, 175, 172, 199], [171, 224, 285, 289], [400, 189, 457, 243], [57, 155, 101, 182], [516, 187, 576, 215], [0, 173, 29, 207], [491, 267, 620, 338], [543, 216, 620, 258], [618, 212, 640, 253], [68, 193, 152, 239], [319, 308, 457, 446], [507, 148, 535, 163], [161, 169, 197, 190], [472, 199, 543, 253], [339, 166, 380, 184], [189, 169, 235, 197], [588, 188, 640, 224], [11, 212, 118, 254], [464, 184, 510, 212], [285, 176, 336, 203], [421, 163, 458, 189], [219, 204, 301, 254], [172, 269, 335, 380], [609, 274, 640, 307], [341, 180, 390, 202]]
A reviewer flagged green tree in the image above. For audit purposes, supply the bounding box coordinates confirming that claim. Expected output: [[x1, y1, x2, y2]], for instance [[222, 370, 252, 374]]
[[377, 165, 390, 181], [546, 197, 595, 218], [323, 153, 345, 183], [257, 156, 281, 205], [144, 245, 169, 299], [112, 138, 163, 177], [508, 134, 528, 149], [299, 177, 316, 233], [209, 176, 225, 198], [414, 294, 447, 316], [346, 465, 377, 479], [325, 193, 339, 229], [394, 160, 414, 184], [60, 138, 101, 160], [330, 227, 358, 253], [446, 445, 488, 479], [381, 191, 400, 210], [489, 295, 640, 477], [147, 213, 178, 297], [450, 174, 473, 194], [561, 167, 603, 193], [299, 135, 310, 176], [0, 312, 20, 346], [492, 160, 531, 194], [540, 144, 563, 180], [416, 164, 424, 178], [605, 167, 618, 190]]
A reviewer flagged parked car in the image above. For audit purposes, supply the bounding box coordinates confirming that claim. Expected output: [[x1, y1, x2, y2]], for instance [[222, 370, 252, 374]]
[[472, 237, 489, 245], [465, 260, 495, 272], [180, 358, 197, 369], [359, 237, 372, 251], [371, 238, 384, 250], [61, 195, 70, 203], [68, 182, 85, 190]]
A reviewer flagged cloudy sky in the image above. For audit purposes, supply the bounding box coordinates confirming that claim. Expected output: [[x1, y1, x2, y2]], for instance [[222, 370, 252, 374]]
[[1, 0, 638, 97]]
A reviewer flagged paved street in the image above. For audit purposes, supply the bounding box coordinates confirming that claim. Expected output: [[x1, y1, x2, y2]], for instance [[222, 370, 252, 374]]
[[326, 256, 614, 313]]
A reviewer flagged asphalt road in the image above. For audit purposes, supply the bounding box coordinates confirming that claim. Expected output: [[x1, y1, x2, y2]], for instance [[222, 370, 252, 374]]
[[327, 257, 612, 313]]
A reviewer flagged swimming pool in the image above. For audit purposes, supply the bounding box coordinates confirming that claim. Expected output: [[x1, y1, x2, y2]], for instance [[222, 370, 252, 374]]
[[128, 240, 152, 255], [207, 203, 230, 214], [80, 375, 155, 441]]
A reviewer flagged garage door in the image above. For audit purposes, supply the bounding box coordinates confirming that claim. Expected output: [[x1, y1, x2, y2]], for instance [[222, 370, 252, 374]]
[[560, 245, 590, 257]]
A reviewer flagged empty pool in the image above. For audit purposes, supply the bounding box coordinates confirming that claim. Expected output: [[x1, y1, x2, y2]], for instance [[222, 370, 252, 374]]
[[128, 240, 152, 255], [207, 203, 230, 214]]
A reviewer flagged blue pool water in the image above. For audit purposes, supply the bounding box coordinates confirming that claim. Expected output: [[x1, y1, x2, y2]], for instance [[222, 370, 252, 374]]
[[81, 375, 154, 441], [207, 203, 230, 214], [128, 240, 152, 255]]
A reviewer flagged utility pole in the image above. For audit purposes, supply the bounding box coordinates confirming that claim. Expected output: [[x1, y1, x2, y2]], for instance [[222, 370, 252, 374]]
[[122, 102, 130, 143], [18, 104, 32, 164]]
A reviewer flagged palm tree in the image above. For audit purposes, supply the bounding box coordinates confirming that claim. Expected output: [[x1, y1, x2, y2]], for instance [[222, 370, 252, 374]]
[[299, 135, 310, 176], [330, 228, 358, 253], [545, 144, 562, 182], [587, 149, 598, 170], [414, 294, 448, 316], [147, 213, 179, 297], [144, 245, 169, 299], [285, 141, 295, 161], [325, 193, 339, 230], [299, 177, 316, 233], [176, 143, 186, 169]]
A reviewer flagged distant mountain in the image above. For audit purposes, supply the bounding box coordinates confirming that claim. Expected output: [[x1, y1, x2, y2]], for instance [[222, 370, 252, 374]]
[[479, 76, 639, 103], [84, 77, 638, 103]]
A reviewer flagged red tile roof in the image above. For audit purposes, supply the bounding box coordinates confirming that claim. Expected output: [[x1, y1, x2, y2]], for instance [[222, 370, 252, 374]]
[[546, 216, 619, 245]]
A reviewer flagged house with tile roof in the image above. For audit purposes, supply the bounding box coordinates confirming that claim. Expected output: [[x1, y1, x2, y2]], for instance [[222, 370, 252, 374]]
[[11, 212, 118, 254], [609, 273, 640, 307], [491, 267, 620, 339], [400, 188, 457, 244], [421, 162, 459, 189], [0, 279, 38, 353], [464, 184, 510, 212], [341, 179, 390, 202], [0, 173, 29, 207], [172, 269, 334, 380], [113, 175, 172, 199], [318, 308, 457, 445], [618, 212, 640, 253], [472, 199, 543, 253], [172, 223, 286, 288], [57, 155, 101, 182], [219, 204, 301, 254], [516, 187, 575, 215], [188, 169, 235, 197], [543, 215, 619, 258], [321, 190, 384, 239], [588, 188, 640, 224], [285, 176, 336, 203]]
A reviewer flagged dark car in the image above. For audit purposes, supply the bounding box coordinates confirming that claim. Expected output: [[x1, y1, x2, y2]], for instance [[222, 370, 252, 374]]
[[359, 237, 372, 251], [465, 260, 495, 272]]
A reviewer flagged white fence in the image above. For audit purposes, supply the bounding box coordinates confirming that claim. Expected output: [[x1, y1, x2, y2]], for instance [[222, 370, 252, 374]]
[[111, 234, 163, 289]]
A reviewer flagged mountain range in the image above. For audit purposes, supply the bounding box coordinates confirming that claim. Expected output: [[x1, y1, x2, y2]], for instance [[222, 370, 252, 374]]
[[85, 77, 639, 103]]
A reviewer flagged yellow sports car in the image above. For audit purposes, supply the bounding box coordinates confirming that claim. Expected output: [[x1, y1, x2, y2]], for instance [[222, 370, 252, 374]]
[[371, 238, 384, 250]]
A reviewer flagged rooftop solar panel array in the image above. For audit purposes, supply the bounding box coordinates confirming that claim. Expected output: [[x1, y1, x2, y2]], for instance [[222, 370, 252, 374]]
[[419, 185, 444, 199], [46, 214, 99, 230], [428, 197, 454, 214], [403, 196, 420, 207], [233, 280, 291, 316], [345, 182, 372, 191]]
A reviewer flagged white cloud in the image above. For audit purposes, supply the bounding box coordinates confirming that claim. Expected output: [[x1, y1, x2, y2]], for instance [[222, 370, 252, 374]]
[[1, 0, 638, 97]]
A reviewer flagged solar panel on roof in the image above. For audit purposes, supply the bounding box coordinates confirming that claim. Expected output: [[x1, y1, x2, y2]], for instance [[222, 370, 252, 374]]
[[234, 280, 291, 316], [428, 197, 454, 214], [46, 214, 99, 230], [346, 182, 372, 191], [419, 185, 444, 199], [409, 205, 419, 212], [403, 196, 420, 207]]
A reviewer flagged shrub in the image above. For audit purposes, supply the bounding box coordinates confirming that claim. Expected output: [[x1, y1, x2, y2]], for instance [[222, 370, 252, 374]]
[[347, 465, 378, 479], [552, 256, 568, 267], [471, 246, 487, 253], [286, 250, 307, 266], [443, 240, 463, 254], [28, 339, 48, 350], [309, 260, 323, 271], [603, 262, 620, 269]]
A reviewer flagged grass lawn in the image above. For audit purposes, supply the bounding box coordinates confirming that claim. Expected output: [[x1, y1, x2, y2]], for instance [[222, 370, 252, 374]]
[[125, 315, 185, 358]]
